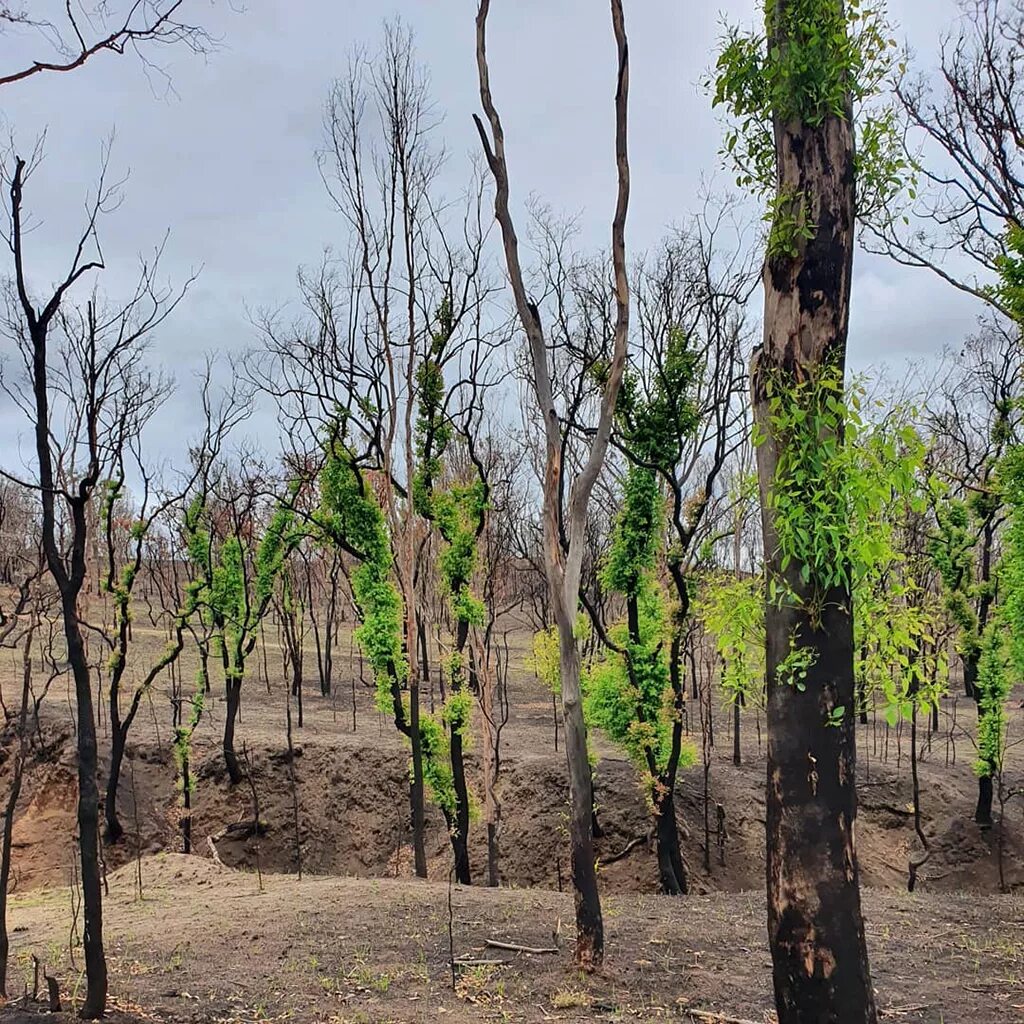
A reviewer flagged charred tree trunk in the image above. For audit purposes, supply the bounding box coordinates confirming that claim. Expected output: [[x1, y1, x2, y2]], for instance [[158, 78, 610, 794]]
[[223, 675, 243, 786], [752, 8, 876, 1020], [733, 698, 742, 766], [105, 728, 126, 843], [653, 786, 688, 895], [449, 617, 472, 885], [64, 593, 108, 1017], [964, 649, 995, 827], [558, 622, 603, 963]]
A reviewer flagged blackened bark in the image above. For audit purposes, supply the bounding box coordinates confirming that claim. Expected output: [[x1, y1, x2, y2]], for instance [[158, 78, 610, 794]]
[[66, 596, 108, 1018], [223, 677, 243, 785], [449, 617, 472, 885], [733, 699, 742, 766], [975, 774, 994, 828], [105, 730, 126, 842], [753, 5, 876, 1018], [653, 788, 688, 895], [180, 748, 192, 854]]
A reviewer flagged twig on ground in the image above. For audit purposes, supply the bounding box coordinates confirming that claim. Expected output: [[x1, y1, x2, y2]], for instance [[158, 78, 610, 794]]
[[485, 939, 558, 954]]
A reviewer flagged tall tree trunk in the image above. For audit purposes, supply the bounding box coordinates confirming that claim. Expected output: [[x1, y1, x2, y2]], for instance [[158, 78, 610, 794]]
[[65, 595, 108, 1018], [733, 699, 742, 766], [407, 672, 428, 879], [753, 4, 875, 1018], [105, 725, 127, 843]]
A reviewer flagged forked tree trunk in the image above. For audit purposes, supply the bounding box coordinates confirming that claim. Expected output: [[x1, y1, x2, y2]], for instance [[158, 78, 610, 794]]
[[753, 3, 875, 1019], [474, 0, 630, 969]]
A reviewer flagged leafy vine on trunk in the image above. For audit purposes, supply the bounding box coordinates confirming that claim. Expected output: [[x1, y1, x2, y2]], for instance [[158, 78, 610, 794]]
[[411, 299, 488, 884], [317, 425, 458, 826]]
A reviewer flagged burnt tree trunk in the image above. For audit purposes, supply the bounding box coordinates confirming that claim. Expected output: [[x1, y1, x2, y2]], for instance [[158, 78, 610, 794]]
[[752, 6, 876, 1020], [449, 617, 472, 885], [223, 675, 243, 786], [64, 594, 108, 1017], [653, 784, 688, 895]]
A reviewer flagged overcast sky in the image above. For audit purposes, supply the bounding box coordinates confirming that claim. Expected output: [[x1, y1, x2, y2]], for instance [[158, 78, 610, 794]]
[[0, 0, 985, 469]]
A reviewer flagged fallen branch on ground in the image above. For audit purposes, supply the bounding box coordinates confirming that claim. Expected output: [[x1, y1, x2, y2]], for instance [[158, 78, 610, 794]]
[[687, 1011, 771, 1024], [485, 939, 558, 954]]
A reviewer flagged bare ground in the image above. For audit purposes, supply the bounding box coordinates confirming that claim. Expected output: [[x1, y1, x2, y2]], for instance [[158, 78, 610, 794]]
[[3, 854, 1024, 1023], [2, 616, 1024, 1021]]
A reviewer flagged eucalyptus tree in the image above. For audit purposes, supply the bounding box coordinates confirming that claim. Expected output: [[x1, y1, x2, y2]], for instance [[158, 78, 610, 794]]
[[474, 0, 632, 966], [255, 21, 498, 879], [0, 147, 197, 1017], [184, 463, 299, 784], [925, 327, 1023, 825], [712, 0, 909, 1018]]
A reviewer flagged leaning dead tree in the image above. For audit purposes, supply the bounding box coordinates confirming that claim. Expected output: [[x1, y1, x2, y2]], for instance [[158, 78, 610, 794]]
[[0, 148, 191, 1018], [0, 1, 214, 88], [474, 0, 631, 969]]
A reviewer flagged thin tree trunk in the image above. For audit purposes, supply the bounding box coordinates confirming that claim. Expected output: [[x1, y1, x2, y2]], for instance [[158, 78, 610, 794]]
[[0, 620, 34, 997], [65, 595, 108, 1017]]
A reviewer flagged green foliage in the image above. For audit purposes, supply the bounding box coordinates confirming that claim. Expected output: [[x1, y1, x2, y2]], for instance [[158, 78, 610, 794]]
[[602, 468, 662, 599], [412, 301, 488, 727], [433, 481, 488, 631], [586, 464, 695, 796], [318, 433, 408, 700], [698, 572, 765, 707], [928, 498, 981, 660], [1002, 446, 1024, 676], [583, 584, 695, 788], [316, 423, 459, 819], [765, 188, 815, 260], [775, 631, 818, 691], [185, 485, 300, 694], [412, 297, 455, 518], [616, 328, 701, 474], [529, 616, 591, 696], [712, 0, 909, 232], [761, 369, 923, 610], [418, 712, 457, 817], [990, 224, 1024, 323], [974, 620, 1011, 779]]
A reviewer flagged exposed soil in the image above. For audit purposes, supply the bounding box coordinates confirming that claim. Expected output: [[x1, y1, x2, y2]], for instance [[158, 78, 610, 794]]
[[4, 854, 1024, 1023], [2, 618, 1024, 1020], [4, 630, 1023, 898]]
